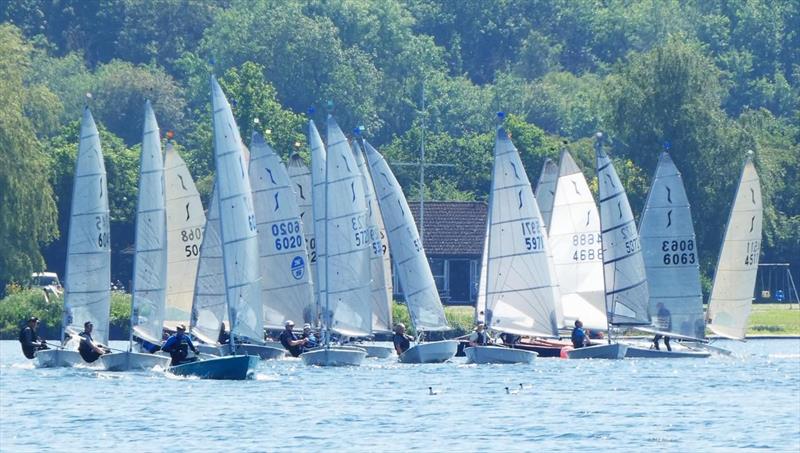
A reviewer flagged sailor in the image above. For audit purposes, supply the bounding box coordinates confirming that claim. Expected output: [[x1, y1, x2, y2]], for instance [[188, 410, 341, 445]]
[[653, 302, 672, 351], [468, 321, 492, 347], [217, 322, 230, 345], [279, 320, 307, 357], [161, 324, 200, 366], [301, 323, 318, 349], [78, 321, 111, 363], [392, 323, 414, 355], [570, 320, 589, 349], [19, 317, 48, 359]]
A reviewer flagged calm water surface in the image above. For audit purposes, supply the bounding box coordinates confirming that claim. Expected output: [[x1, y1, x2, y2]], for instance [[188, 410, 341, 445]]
[[1, 339, 798, 452]]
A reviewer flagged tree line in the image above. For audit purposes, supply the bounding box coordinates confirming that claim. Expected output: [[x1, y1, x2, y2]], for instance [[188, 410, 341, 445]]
[[1, 0, 797, 297]]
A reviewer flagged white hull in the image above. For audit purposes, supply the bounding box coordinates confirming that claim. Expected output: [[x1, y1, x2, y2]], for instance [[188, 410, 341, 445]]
[[360, 344, 394, 358], [625, 345, 711, 359], [34, 349, 84, 368], [567, 343, 627, 360], [98, 351, 170, 371], [300, 347, 366, 366], [464, 345, 537, 364], [399, 340, 458, 364]]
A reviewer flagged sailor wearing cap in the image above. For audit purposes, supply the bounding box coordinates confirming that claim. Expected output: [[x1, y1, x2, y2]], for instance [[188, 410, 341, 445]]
[[161, 323, 200, 366], [279, 320, 308, 357], [18, 316, 48, 359]]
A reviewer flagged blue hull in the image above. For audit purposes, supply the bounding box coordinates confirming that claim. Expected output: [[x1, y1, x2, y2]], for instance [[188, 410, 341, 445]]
[[167, 355, 257, 380]]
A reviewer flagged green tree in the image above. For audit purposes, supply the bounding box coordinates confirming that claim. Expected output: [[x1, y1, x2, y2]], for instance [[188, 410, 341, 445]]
[[0, 24, 59, 291]]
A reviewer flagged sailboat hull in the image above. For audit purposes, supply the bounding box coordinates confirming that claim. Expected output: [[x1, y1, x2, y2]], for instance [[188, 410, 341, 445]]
[[566, 343, 627, 359], [399, 340, 458, 364], [300, 347, 366, 366], [464, 346, 537, 364], [167, 355, 257, 380], [34, 349, 84, 368], [360, 344, 394, 358], [196, 343, 286, 360], [98, 351, 170, 371], [625, 346, 711, 359]]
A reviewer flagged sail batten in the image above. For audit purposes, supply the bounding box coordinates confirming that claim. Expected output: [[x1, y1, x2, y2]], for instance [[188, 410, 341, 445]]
[[250, 132, 315, 329], [63, 107, 111, 344], [595, 140, 650, 326], [364, 141, 449, 332], [706, 156, 762, 339], [483, 128, 560, 338], [131, 101, 168, 344]]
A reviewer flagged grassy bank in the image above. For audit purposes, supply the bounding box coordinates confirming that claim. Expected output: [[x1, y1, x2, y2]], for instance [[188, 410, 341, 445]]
[[2, 289, 797, 339], [748, 303, 800, 335]]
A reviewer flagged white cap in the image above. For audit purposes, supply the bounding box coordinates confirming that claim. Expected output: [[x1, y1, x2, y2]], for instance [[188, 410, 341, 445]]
[[284, 320, 294, 327]]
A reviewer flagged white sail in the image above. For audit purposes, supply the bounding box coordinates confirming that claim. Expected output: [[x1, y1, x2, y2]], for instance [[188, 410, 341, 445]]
[[321, 117, 372, 337], [535, 158, 558, 230], [639, 152, 705, 340], [309, 120, 327, 322], [286, 153, 316, 295], [210, 76, 263, 343], [190, 184, 225, 344], [164, 142, 206, 323], [249, 132, 315, 329], [63, 106, 111, 344], [595, 138, 650, 326], [131, 101, 168, 343], [484, 128, 560, 338], [707, 156, 762, 339], [474, 226, 488, 324], [352, 139, 393, 334], [549, 150, 607, 331], [364, 140, 450, 331]]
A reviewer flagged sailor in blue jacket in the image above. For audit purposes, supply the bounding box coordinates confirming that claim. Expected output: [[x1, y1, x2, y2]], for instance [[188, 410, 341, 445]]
[[161, 324, 199, 366]]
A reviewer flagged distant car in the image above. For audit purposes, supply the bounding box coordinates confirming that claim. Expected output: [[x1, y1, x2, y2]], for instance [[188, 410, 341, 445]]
[[31, 272, 63, 297]]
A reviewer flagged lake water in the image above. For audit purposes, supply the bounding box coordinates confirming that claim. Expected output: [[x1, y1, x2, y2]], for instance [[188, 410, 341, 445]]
[[1, 339, 799, 452]]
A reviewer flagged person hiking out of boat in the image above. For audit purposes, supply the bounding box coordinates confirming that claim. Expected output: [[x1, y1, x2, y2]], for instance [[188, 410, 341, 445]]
[[301, 323, 318, 349], [217, 322, 230, 345], [19, 317, 49, 359], [571, 320, 590, 349], [78, 321, 111, 363], [653, 302, 672, 351], [392, 323, 414, 355], [468, 321, 492, 347], [161, 324, 200, 366], [279, 320, 307, 357]]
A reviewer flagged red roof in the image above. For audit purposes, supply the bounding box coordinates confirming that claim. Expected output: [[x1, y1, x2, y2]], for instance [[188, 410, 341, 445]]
[[408, 201, 487, 256]]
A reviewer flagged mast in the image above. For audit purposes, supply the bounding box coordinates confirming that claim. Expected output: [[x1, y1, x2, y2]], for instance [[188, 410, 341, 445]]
[[419, 81, 425, 245], [594, 133, 613, 345], [482, 114, 502, 328], [323, 120, 331, 350]]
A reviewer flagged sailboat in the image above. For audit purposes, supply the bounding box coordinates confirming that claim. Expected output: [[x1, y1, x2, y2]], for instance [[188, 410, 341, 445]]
[[535, 158, 558, 230], [249, 130, 313, 355], [465, 128, 559, 364], [36, 106, 110, 368], [100, 101, 171, 371], [163, 141, 206, 329], [706, 153, 763, 340], [300, 115, 370, 366], [568, 133, 647, 359], [286, 152, 316, 299], [363, 140, 458, 363], [350, 137, 395, 358], [627, 152, 710, 358], [167, 77, 260, 379]]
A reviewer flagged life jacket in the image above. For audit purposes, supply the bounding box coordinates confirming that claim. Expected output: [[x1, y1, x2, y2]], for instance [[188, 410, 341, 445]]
[[571, 328, 586, 348], [19, 327, 36, 359], [476, 331, 488, 345], [78, 332, 102, 363], [165, 335, 191, 364]]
